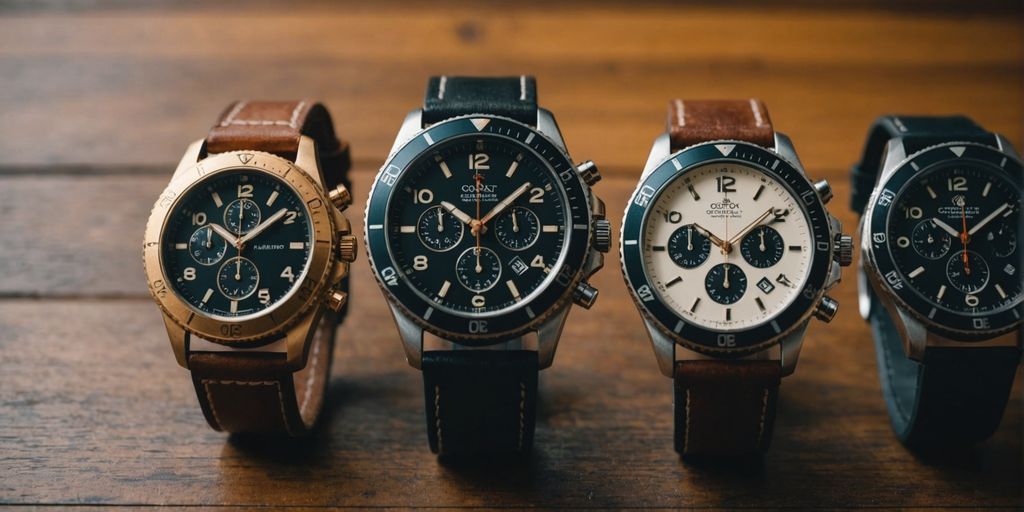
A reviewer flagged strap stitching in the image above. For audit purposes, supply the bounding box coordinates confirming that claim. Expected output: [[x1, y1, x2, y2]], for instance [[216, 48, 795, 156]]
[[749, 99, 767, 127], [201, 379, 294, 436], [518, 381, 526, 451], [757, 388, 769, 449], [298, 323, 323, 419], [434, 384, 443, 453], [673, 99, 686, 127], [437, 76, 447, 100], [219, 101, 306, 129], [220, 101, 247, 127]]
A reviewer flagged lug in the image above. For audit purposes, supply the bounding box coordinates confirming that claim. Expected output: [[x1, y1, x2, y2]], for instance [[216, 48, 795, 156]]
[[577, 160, 601, 186], [326, 289, 348, 312], [337, 234, 358, 262], [285, 307, 323, 369], [641, 133, 672, 180], [880, 138, 908, 183], [536, 108, 568, 153], [894, 305, 929, 361], [386, 109, 425, 160], [536, 305, 572, 369], [779, 321, 809, 377], [294, 135, 324, 187], [572, 281, 599, 309], [773, 132, 806, 172], [857, 259, 874, 321], [834, 233, 854, 266], [642, 318, 676, 377], [328, 183, 352, 209], [813, 179, 833, 204], [813, 295, 839, 323], [163, 313, 189, 369], [592, 218, 611, 253], [171, 139, 205, 182], [994, 133, 1020, 159], [388, 302, 425, 369]]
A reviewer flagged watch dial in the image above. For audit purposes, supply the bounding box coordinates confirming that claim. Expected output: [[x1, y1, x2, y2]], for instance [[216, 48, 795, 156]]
[[887, 163, 1021, 315], [386, 134, 568, 314], [161, 171, 312, 318], [642, 163, 813, 330]]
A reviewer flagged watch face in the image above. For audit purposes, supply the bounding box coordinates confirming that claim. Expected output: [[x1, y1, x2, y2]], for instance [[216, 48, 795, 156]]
[[160, 170, 312, 319], [641, 163, 813, 330]]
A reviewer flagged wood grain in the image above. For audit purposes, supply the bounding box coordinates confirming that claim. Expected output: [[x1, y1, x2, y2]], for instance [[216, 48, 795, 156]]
[[0, 1, 1021, 509]]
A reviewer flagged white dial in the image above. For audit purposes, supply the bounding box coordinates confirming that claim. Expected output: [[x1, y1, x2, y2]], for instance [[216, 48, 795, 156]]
[[642, 163, 813, 330]]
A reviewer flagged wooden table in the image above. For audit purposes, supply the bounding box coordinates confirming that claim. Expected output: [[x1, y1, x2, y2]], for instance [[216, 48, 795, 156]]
[[1, 2, 1020, 509]]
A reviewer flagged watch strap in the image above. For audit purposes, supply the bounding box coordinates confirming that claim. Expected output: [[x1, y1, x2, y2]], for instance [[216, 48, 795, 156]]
[[422, 350, 538, 457], [849, 115, 993, 214], [667, 98, 775, 150], [423, 75, 538, 126]]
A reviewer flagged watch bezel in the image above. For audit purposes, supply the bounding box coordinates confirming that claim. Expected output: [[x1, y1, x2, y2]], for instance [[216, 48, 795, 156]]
[[144, 150, 337, 346], [863, 141, 1023, 339], [365, 114, 592, 344], [621, 140, 834, 355]]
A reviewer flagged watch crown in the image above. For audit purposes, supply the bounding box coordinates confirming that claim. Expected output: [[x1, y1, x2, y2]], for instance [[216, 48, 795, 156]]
[[592, 218, 611, 253], [326, 289, 348, 312], [834, 234, 853, 266], [337, 234, 358, 262], [813, 295, 839, 323], [813, 179, 833, 204], [577, 160, 601, 186], [328, 183, 352, 210], [572, 281, 599, 309]]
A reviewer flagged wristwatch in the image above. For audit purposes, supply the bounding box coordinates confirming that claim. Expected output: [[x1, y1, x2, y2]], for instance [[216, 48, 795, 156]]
[[366, 76, 609, 456], [621, 99, 852, 456], [143, 100, 357, 436], [853, 115, 1022, 446]]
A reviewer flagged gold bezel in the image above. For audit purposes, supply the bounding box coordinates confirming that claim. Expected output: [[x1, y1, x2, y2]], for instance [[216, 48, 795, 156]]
[[143, 150, 337, 346]]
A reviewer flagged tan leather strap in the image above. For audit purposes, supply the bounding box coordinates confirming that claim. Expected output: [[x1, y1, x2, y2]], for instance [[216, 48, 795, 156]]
[[667, 99, 775, 150], [674, 360, 781, 457], [187, 100, 349, 436]]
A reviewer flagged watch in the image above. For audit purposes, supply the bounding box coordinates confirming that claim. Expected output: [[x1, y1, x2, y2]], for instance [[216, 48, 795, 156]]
[[143, 100, 358, 436], [853, 115, 1022, 446], [621, 99, 852, 456], [366, 76, 609, 456]]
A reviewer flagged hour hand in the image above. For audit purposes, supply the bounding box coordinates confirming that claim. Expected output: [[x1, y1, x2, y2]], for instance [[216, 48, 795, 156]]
[[440, 201, 476, 227], [208, 223, 241, 247], [691, 223, 729, 252], [931, 218, 961, 238]]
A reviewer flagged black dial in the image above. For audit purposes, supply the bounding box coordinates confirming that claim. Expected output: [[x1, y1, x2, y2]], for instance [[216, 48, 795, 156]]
[[161, 171, 312, 318], [494, 206, 540, 250], [704, 263, 747, 305], [417, 205, 463, 252], [911, 219, 952, 259], [667, 224, 711, 268], [887, 164, 1020, 314], [740, 225, 784, 268], [386, 134, 567, 313]]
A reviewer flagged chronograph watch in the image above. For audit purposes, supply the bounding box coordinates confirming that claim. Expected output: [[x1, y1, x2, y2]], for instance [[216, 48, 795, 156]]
[[143, 101, 358, 436], [854, 115, 1022, 446], [366, 76, 609, 456], [621, 100, 852, 457]]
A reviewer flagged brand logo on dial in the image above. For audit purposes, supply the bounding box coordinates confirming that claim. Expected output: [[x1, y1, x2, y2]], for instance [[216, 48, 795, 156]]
[[936, 195, 980, 218], [459, 183, 499, 203], [706, 198, 743, 218]]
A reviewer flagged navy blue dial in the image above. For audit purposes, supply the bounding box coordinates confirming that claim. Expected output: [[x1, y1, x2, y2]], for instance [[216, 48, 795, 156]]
[[494, 206, 540, 251], [161, 171, 312, 318], [667, 224, 711, 268], [740, 225, 784, 268], [704, 263, 747, 305]]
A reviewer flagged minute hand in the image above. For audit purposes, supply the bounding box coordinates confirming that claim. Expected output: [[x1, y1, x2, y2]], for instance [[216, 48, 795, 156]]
[[967, 203, 1009, 236], [238, 208, 288, 245], [480, 182, 532, 226], [727, 208, 787, 247]]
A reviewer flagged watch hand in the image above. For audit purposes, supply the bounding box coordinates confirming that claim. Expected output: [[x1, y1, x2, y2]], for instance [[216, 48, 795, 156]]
[[959, 199, 971, 275], [931, 218, 960, 238], [235, 257, 241, 281], [480, 182, 532, 226], [758, 228, 766, 251], [208, 223, 241, 248], [728, 208, 787, 247], [474, 173, 483, 267], [690, 223, 729, 253], [238, 208, 289, 246], [437, 208, 444, 232], [723, 263, 731, 289], [512, 208, 520, 233], [439, 201, 475, 227], [967, 203, 1010, 236], [205, 225, 213, 249], [686, 226, 693, 251]]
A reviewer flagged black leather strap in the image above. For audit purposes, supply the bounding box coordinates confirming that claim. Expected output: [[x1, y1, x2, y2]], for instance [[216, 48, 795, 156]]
[[423, 76, 538, 126], [854, 115, 1018, 446], [422, 350, 538, 457]]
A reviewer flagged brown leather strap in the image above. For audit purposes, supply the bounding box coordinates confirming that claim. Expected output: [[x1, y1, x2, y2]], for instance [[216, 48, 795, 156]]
[[206, 100, 350, 190], [673, 360, 781, 457], [667, 99, 775, 150]]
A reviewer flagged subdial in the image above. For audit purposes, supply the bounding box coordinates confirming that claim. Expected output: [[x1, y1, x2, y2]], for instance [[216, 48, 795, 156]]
[[216, 256, 260, 300], [986, 222, 1017, 258], [911, 219, 952, 260], [188, 225, 228, 265], [704, 263, 748, 305], [417, 205, 463, 252], [494, 206, 540, 251], [667, 224, 711, 268], [739, 225, 784, 268], [945, 250, 989, 295], [455, 247, 501, 292], [224, 198, 261, 235]]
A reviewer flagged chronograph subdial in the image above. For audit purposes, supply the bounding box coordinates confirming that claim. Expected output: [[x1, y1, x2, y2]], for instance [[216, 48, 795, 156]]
[[494, 206, 540, 251], [945, 250, 989, 296], [911, 219, 952, 259], [667, 224, 711, 268], [417, 205, 464, 252], [740, 225, 784, 268], [188, 225, 228, 265], [704, 263, 748, 305], [455, 247, 502, 293], [986, 221, 1017, 258], [217, 256, 260, 300], [224, 198, 261, 235]]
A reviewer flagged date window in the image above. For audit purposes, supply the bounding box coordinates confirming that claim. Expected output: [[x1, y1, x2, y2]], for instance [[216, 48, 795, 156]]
[[757, 277, 775, 294], [509, 256, 529, 276]]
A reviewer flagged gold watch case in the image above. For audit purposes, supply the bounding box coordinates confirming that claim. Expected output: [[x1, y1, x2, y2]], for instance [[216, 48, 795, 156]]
[[143, 144, 350, 356]]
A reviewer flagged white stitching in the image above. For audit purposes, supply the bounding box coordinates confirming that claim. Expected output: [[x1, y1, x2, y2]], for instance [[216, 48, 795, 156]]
[[673, 99, 685, 127], [434, 384, 443, 453], [288, 101, 306, 129], [298, 322, 323, 417], [438, 76, 447, 100], [756, 388, 769, 448], [220, 101, 306, 129], [683, 388, 691, 454], [519, 75, 527, 101], [749, 99, 767, 127], [202, 379, 294, 436], [518, 382, 526, 451], [219, 101, 247, 127]]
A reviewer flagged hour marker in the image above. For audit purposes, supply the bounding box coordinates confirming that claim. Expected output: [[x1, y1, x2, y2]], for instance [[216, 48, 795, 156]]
[[928, 307, 937, 319], [505, 161, 519, 178], [266, 190, 279, 207], [544, 183, 553, 192], [725, 308, 732, 321], [776, 273, 794, 287], [525, 132, 536, 144], [910, 162, 920, 171], [788, 245, 802, 252], [1004, 264, 1016, 276], [369, 224, 384, 230], [908, 266, 925, 278], [1000, 157, 1008, 168], [982, 182, 992, 197], [174, 243, 188, 250], [666, 276, 683, 287], [652, 245, 666, 252], [289, 242, 305, 250], [771, 320, 781, 333], [937, 285, 947, 299], [755, 297, 766, 311], [689, 297, 701, 313], [400, 225, 416, 233], [201, 288, 214, 304], [995, 284, 1007, 299], [771, 159, 780, 170], [438, 280, 451, 298], [423, 133, 434, 145], [439, 161, 453, 178], [525, 306, 536, 319], [211, 192, 224, 208], [687, 185, 700, 201], [506, 280, 521, 301], [542, 225, 559, 233], [230, 300, 238, 313], [674, 320, 685, 333], [926, 186, 937, 199], [423, 307, 434, 321], [624, 240, 638, 245], [753, 185, 765, 200], [671, 159, 682, 170], [573, 224, 588, 230]]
